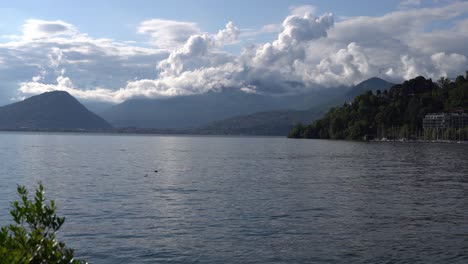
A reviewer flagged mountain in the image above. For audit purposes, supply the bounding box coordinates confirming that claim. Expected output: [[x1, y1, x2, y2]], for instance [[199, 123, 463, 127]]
[[0, 91, 112, 129], [192, 109, 324, 136], [82, 101, 115, 115], [346, 77, 394, 99], [98, 77, 393, 131], [190, 77, 394, 136], [100, 87, 347, 129]]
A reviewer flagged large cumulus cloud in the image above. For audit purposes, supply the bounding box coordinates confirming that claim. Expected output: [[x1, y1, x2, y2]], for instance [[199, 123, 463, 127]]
[[3, 1, 468, 103]]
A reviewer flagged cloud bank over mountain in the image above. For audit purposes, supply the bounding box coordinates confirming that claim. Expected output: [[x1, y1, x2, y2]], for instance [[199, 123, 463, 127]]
[[1, 1, 467, 103]]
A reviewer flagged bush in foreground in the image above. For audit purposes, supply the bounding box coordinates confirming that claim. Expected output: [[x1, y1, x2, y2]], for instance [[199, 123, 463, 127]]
[[0, 183, 86, 264]]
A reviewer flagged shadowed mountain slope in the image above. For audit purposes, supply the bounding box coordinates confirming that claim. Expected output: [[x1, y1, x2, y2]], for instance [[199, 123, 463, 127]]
[[0, 91, 111, 129]]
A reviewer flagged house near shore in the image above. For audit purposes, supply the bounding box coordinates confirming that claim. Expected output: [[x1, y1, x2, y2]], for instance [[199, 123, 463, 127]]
[[423, 113, 468, 130]]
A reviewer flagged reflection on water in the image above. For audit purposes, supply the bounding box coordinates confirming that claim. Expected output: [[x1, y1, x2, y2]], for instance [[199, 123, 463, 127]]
[[0, 132, 467, 263]]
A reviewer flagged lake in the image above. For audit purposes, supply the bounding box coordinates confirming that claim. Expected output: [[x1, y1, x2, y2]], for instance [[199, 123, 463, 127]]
[[0, 132, 467, 263]]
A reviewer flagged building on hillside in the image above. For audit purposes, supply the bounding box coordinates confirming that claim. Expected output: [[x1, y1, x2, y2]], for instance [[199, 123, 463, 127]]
[[423, 113, 468, 130]]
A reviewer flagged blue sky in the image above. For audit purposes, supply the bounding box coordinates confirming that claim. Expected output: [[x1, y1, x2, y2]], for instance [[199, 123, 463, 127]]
[[0, 0, 467, 104]]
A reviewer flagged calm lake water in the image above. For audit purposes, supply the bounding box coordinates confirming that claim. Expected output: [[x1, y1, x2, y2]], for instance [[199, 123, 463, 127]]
[[0, 132, 467, 263]]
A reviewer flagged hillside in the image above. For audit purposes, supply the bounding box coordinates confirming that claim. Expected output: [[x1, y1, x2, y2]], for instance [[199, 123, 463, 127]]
[[192, 109, 324, 136], [289, 73, 468, 140], [100, 78, 392, 130], [99, 87, 347, 129], [345, 77, 394, 99], [0, 91, 112, 129], [189, 77, 393, 135]]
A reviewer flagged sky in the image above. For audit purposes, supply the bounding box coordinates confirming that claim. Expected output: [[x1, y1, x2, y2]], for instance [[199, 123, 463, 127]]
[[0, 0, 467, 104]]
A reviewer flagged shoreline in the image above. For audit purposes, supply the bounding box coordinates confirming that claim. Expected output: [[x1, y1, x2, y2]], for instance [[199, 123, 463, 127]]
[[370, 138, 468, 144], [0, 129, 285, 138], [1, 129, 467, 143]]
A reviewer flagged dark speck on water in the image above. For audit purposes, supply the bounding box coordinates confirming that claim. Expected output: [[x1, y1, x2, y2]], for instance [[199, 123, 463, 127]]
[[0, 132, 467, 264]]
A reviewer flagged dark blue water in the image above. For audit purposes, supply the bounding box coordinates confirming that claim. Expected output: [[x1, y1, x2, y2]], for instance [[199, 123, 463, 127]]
[[0, 132, 467, 263]]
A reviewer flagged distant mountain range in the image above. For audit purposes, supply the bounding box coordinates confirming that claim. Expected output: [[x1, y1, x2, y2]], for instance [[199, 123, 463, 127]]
[[98, 88, 342, 129], [188, 77, 394, 135], [0, 77, 394, 135], [99, 77, 394, 131], [0, 91, 111, 129], [190, 109, 324, 136]]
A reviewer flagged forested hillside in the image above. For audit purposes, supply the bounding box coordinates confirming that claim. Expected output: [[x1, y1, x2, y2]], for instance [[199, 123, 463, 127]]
[[288, 73, 468, 140]]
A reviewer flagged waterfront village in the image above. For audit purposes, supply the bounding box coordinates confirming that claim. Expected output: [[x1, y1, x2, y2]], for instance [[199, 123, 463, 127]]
[[372, 111, 468, 142]]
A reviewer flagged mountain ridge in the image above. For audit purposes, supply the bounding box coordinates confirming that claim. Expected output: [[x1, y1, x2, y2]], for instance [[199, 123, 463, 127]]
[[190, 77, 394, 135], [99, 88, 341, 129], [0, 91, 111, 129], [100, 78, 392, 129]]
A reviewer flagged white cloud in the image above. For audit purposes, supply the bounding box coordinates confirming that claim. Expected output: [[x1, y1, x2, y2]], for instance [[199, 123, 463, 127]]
[[16, 21, 241, 103], [121, 22, 243, 100], [239, 24, 281, 39], [431, 52, 467, 77], [21, 19, 77, 40], [129, 12, 335, 97], [399, 0, 423, 9], [20, 76, 116, 102], [0, 19, 167, 104], [137, 19, 200, 49], [289, 5, 317, 16], [261, 24, 282, 33], [311, 42, 370, 86], [271, 1, 466, 87], [247, 12, 334, 73], [278, 12, 333, 47], [214, 21, 240, 45], [238, 12, 335, 94]]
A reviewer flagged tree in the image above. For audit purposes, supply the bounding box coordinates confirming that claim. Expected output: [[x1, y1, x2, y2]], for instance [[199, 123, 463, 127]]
[[455, 75, 466, 85], [437, 76, 450, 90], [287, 123, 305, 138], [399, 124, 410, 139], [288, 72, 468, 140], [0, 183, 86, 264]]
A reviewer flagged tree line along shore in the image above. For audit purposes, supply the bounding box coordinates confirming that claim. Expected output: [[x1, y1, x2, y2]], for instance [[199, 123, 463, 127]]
[[288, 72, 468, 141]]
